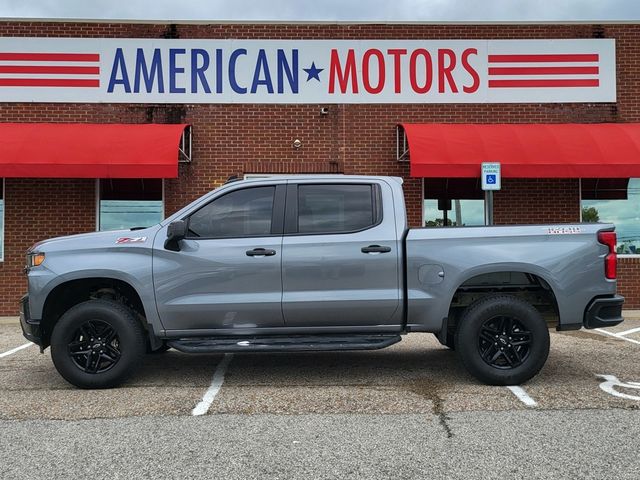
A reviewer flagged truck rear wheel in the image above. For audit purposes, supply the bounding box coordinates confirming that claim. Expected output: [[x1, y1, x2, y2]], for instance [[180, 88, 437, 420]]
[[455, 295, 549, 386], [50, 299, 146, 389]]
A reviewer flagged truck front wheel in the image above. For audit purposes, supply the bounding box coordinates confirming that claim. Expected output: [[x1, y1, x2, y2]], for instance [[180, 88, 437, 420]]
[[50, 299, 146, 389], [455, 295, 550, 386]]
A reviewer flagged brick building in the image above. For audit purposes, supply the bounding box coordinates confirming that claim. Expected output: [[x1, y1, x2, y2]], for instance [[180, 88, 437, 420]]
[[0, 19, 639, 314]]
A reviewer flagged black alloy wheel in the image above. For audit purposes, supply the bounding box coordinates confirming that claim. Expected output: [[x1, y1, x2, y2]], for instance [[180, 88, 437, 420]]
[[68, 319, 121, 374], [455, 295, 550, 386], [478, 315, 531, 369], [51, 299, 146, 389]]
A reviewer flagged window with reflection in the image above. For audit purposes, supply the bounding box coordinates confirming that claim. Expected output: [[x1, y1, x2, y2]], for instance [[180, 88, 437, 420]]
[[423, 178, 485, 227], [581, 178, 640, 255], [99, 179, 163, 231], [297, 184, 376, 234], [188, 186, 275, 238]]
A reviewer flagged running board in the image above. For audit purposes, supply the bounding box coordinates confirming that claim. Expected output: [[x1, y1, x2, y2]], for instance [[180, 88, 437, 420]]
[[167, 334, 402, 353]]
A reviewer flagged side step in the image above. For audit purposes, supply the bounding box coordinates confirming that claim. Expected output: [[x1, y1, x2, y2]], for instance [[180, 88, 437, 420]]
[[167, 334, 401, 353]]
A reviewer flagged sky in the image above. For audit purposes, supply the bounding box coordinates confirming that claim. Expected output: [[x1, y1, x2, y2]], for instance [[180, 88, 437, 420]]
[[0, 0, 639, 22]]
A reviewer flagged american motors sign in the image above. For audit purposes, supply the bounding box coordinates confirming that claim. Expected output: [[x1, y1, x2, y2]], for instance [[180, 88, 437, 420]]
[[0, 37, 615, 103]]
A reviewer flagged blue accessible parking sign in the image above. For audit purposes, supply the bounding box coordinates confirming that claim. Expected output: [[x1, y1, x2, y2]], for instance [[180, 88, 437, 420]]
[[481, 163, 501, 190]]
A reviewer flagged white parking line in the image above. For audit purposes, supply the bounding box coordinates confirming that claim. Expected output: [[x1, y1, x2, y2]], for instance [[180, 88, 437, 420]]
[[506, 386, 538, 407], [595, 328, 640, 346], [615, 326, 640, 337], [0, 342, 34, 358], [192, 353, 234, 416]]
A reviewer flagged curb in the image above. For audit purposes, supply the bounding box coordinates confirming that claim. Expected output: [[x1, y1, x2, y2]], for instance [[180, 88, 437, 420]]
[[0, 317, 19, 325], [623, 310, 640, 321]]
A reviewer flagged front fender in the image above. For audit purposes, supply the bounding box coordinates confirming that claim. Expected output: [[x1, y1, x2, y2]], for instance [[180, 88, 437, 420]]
[[28, 252, 162, 334]]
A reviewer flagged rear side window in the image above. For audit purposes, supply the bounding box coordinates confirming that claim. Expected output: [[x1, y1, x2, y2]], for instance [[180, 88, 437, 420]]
[[188, 186, 275, 238], [297, 184, 377, 234]]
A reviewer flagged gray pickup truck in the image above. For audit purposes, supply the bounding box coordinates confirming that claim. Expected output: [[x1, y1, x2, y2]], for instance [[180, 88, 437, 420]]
[[20, 175, 624, 389]]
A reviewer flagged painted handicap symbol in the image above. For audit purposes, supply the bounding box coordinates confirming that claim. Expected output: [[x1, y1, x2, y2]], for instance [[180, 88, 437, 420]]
[[596, 374, 640, 401]]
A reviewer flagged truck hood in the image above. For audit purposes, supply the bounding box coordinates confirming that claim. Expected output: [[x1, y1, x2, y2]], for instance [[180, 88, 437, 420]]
[[30, 225, 161, 253]]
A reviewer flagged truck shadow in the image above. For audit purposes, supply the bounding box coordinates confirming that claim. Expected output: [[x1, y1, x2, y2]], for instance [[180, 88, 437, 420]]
[[137, 345, 472, 388]]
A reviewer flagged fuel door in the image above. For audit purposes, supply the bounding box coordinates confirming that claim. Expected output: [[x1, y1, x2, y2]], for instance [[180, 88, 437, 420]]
[[418, 264, 445, 285]]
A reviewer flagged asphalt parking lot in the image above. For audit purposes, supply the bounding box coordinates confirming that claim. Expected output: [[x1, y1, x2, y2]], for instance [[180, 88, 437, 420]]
[[1, 316, 639, 478]]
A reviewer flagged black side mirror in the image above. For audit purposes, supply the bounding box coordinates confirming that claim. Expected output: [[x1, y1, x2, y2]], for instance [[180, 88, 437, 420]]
[[164, 220, 188, 251]]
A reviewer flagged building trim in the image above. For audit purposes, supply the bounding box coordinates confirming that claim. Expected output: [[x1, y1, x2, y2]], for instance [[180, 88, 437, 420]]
[[0, 17, 639, 26]]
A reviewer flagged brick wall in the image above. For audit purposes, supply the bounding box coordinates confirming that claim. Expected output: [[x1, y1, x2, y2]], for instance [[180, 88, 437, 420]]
[[494, 179, 581, 225], [0, 21, 639, 314], [0, 179, 95, 313]]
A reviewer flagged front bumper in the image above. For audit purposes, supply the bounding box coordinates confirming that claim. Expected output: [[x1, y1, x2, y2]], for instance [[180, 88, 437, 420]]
[[19, 295, 44, 348], [584, 295, 625, 329]]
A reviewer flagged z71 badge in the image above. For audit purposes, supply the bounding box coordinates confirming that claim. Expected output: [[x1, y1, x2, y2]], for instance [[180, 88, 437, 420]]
[[115, 236, 147, 244]]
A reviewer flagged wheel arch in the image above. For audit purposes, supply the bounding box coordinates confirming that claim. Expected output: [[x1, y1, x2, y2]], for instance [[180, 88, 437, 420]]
[[442, 266, 561, 340], [40, 276, 153, 349]]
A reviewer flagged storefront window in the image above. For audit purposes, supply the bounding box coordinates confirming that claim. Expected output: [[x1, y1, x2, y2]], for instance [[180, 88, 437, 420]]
[[0, 179, 4, 261], [581, 178, 640, 255], [423, 178, 485, 227], [98, 179, 163, 231]]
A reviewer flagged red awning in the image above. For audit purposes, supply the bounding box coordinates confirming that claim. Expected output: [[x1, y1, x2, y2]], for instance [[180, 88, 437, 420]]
[[401, 123, 640, 178], [0, 123, 189, 178]]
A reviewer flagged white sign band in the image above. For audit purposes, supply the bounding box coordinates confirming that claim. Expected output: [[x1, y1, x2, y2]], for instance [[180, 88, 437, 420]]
[[0, 38, 616, 104]]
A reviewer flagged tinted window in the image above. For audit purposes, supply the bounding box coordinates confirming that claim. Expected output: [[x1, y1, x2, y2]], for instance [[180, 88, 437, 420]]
[[188, 186, 275, 238], [298, 184, 375, 234]]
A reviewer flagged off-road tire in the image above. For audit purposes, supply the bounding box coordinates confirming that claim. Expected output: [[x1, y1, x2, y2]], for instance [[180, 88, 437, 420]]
[[455, 295, 550, 385], [50, 299, 146, 389]]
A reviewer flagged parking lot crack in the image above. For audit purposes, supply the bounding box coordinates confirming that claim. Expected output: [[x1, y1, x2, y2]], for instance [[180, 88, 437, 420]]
[[433, 396, 454, 438], [406, 380, 454, 438]]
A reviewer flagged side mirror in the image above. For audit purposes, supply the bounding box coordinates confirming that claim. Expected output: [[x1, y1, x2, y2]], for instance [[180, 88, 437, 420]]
[[164, 220, 188, 251]]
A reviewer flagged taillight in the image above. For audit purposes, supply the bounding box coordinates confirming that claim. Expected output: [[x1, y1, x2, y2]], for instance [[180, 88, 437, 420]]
[[597, 231, 617, 280]]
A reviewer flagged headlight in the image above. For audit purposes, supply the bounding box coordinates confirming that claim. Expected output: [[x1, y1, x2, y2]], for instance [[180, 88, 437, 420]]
[[26, 252, 46, 269]]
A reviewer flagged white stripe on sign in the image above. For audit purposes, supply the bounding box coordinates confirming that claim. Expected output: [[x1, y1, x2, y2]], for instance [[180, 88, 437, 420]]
[[0, 342, 34, 358], [507, 386, 538, 407], [595, 328, 640, 346], [192, 353, 234, 416], [615, 326, 640, 337]]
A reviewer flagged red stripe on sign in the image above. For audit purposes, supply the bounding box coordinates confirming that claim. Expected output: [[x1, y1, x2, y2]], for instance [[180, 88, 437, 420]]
[[488, 54, 599, 63], [0, 78, 100, 87], [489, 79, 600, 88], [0, 53, 100, 62], [488, 66, 599, 75], [0, 65, 100, 74]]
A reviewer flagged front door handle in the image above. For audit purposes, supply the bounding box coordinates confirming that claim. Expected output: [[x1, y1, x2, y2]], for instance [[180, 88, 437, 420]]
[[246, 248, 277, 257], [361, 245, 391, 254]]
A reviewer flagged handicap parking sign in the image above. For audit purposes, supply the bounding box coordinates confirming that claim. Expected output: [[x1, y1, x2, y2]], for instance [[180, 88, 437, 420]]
[[481, 163, 501, 190]]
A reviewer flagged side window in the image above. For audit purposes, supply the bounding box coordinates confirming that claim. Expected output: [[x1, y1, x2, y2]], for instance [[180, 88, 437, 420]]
[[99, 179, 163, 231], [297, 184, 376, 234], [188, 186, 275, 238]]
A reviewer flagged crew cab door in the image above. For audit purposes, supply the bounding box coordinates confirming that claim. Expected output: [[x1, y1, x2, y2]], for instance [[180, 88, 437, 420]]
[[152, 184, 286, 332], [281, 180, 402, 328]]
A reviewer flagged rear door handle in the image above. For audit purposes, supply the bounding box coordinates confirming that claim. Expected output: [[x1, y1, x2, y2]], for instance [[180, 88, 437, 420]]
[[361, 245, 392, 254], [246, 248, 277, 257]]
